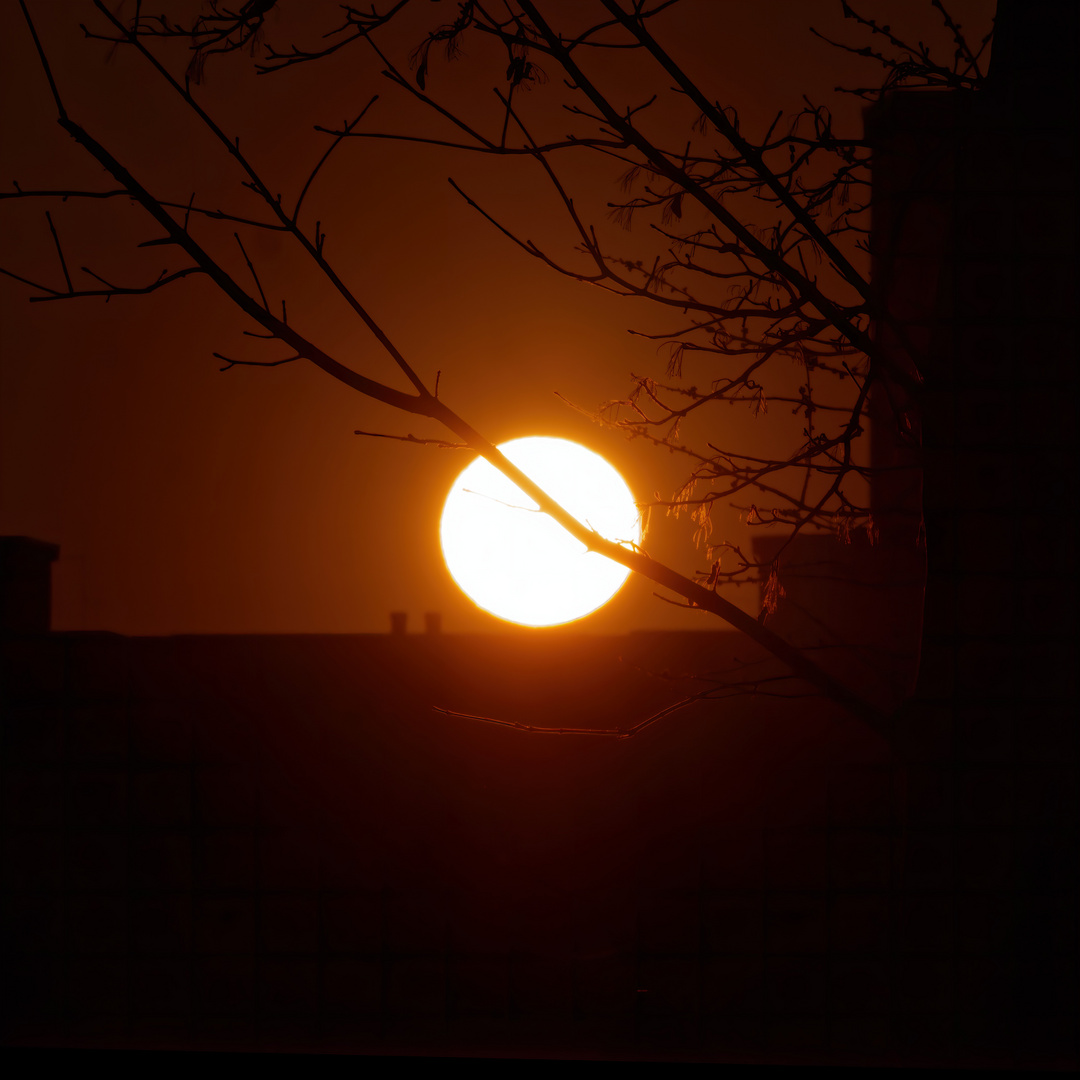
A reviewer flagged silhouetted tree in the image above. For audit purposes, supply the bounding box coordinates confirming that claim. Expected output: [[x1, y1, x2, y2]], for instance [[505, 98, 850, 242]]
[[1, 0, 996, 732]]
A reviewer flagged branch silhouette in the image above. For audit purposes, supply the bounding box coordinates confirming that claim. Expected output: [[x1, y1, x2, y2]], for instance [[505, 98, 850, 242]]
[[4, 1, 988, 734]]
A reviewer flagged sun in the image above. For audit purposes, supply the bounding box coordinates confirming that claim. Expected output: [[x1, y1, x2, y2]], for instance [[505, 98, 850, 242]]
[[440, 437, 641, 627]]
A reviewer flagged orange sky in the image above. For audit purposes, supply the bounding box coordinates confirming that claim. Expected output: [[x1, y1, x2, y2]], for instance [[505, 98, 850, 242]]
[[0, 0, 994, 635]]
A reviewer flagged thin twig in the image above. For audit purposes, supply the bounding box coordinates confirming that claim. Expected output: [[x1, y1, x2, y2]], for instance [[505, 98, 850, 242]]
[[433, 695, 699, 739], [353, 429, 466, 448], [43, 211, 73, 292], [233, 232, 268, 310], [294, 96, 378, 223]]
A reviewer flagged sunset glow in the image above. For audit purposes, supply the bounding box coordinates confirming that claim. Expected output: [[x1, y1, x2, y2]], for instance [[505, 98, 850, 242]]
[[440, 437, 640, 626]]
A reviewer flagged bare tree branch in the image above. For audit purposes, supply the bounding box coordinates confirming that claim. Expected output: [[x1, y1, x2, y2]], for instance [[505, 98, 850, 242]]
[[5, 0, 988, 733]]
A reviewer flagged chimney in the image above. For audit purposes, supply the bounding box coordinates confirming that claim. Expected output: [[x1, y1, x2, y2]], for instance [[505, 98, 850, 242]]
[[424, 612, 442, 635], [390, 611, 407, 635], [0, 536, 60, 633]]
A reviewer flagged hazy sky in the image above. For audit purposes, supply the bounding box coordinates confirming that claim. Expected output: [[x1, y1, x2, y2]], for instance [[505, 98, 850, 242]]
[[0, 0, 994, 635]]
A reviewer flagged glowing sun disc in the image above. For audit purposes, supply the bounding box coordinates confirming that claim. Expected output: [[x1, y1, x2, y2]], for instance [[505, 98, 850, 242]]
[[440, 436, 640, 627]]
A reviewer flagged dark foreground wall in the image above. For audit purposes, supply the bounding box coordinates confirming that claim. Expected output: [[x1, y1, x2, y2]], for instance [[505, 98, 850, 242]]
[[2, 628, 1075, 1066]]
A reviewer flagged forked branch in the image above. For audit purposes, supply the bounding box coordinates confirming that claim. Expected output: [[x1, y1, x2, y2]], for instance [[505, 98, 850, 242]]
[[7, 0, 937, 736]]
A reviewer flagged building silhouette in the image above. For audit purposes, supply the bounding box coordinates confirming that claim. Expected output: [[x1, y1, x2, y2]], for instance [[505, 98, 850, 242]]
[[2, 1, 1078, 1066]]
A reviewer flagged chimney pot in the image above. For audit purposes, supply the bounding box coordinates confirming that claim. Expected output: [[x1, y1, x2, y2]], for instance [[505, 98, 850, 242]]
[[0, 536, 60, 634]]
